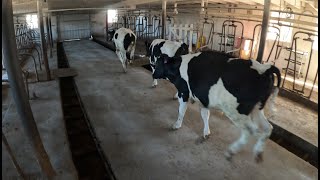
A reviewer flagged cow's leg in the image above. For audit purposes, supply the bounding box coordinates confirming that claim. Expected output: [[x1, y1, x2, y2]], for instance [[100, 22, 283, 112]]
[[115, 49, 124, 66], [225, 127, 250, 161], [252, 110, 273, 163], [151, 66, 158, 88], [172, 97, 188, 130], [129, 43, 136, 64], [120, 51, 127, 73], [200, 107, 211, 138]]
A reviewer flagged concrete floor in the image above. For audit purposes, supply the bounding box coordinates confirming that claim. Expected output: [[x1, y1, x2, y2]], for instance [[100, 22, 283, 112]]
[[63, 40, 317, 180], [96, 36, 319, 147], [2, 48, 78, 179]]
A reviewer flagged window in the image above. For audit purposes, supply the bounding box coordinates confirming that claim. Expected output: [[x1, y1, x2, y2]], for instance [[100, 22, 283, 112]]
[[26, 14, 38, 29], [267, 12, 294, 42], [108, 10, 117, 23]]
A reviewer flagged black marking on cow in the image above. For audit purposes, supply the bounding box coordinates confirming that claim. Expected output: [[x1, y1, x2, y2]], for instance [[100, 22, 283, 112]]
[[174, 43, 189, 57], [149, 41, 165, 64], [155, 51, 280, 115], [123, 33, 135, 51], [187, 52, 228, 107], [114, 33, 118, 39]]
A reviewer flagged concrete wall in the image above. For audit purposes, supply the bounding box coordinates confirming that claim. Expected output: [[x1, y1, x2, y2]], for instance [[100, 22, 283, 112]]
[[90, 10, 107, 37]]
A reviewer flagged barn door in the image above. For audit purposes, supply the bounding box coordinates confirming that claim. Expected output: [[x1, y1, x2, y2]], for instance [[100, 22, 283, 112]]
[[58, 13, 90, 40]]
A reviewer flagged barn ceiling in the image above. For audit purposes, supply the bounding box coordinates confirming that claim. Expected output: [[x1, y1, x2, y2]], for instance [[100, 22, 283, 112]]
[[11, 0, 318, 15]]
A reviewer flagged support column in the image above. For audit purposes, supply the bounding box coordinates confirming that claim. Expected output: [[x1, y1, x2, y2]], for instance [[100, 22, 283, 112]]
[[49, 13, 53, 47], [2, 133, 26, 179], [106, 11, 109, 41], [2, 0, 56, 178], [161, 0, 167, 39], [46, 14, 52, 58], [57, 14, 61, 42], [37, 0, 51, 80], [256, 0, 271, 63]]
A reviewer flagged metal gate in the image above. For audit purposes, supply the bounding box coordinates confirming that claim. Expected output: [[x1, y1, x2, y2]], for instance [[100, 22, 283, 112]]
[[58, 13, 90, 40]]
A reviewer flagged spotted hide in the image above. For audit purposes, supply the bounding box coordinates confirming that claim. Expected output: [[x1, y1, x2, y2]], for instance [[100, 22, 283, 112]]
[[153, 50, 281, 163], [113, 28, 137, 73], [145, 39, 189, 88]]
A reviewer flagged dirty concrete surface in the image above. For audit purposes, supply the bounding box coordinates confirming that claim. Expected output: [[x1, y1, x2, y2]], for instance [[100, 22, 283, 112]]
[[63, 40, 318, 180], [96, 36, 319, 147], [2, 46, 78, 179]]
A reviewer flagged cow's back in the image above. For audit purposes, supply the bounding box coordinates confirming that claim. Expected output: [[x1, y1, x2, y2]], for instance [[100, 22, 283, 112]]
[[180, 51, 275, 115]]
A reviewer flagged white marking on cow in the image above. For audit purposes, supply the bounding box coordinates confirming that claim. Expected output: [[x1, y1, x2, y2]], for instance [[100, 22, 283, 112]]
[[179, 52, 202, 99], [172, 97, 188, 129], [250, 60, 271, 75], [160, 41, 184, 58], [201, 108, 211, 137], [250, 104, 273, 159], [179, 53, 201, 83]]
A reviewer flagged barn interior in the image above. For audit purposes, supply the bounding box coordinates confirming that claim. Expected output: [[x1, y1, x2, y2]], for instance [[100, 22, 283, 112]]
[[2, 0, 318, 179]]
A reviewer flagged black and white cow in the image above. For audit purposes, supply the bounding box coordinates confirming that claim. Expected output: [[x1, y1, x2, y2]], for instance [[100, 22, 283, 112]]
[[153, 50, 281, 162], [113, 28, 137, 73], [145, 39, 189, 88]]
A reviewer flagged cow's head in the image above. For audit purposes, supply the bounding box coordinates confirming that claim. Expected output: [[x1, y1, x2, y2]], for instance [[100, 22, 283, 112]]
[[145, 40, 152, 57], [107, 29, 115, 41], [153, 54, 181, 82]]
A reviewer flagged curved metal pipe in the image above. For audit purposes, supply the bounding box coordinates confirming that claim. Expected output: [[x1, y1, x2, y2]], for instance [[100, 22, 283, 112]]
[[18, 47, 42, 70], [18, 53, 39, 81]]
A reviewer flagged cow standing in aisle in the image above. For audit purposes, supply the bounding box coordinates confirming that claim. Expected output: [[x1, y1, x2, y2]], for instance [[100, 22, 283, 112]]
[[145, 39, 189, 88], [113, 28, 137, 73], [153, 50, 281, 162]]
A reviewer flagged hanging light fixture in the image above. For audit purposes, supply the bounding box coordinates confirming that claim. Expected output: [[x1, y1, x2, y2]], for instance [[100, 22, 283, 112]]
[[174, 2, 178, 14]]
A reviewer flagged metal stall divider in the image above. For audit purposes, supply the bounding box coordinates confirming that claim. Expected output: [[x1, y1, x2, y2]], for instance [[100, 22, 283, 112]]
[[282, 31, 318, 100], [219, 20, 244, 57], [152, 15, 162, 39], [197, 12, 214, 51], [250, 24, 281, 64]]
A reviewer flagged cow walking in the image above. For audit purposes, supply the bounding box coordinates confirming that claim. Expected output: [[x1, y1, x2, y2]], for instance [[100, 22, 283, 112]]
[[113, 28, 137, 73], [153, 50, 281, 162]]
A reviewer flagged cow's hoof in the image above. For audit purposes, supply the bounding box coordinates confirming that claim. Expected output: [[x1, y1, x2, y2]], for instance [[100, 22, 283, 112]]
[[195, 135, 209, 144], [225, 150, 234, 161], [152, 85, 157, 88], [254, 152, 263, 163], [203, 134, 210, 139], [169, 127, 179, 131]]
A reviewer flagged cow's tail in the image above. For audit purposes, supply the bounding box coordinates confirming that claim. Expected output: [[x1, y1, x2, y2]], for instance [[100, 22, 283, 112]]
[[264, 65, 281, 117]]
